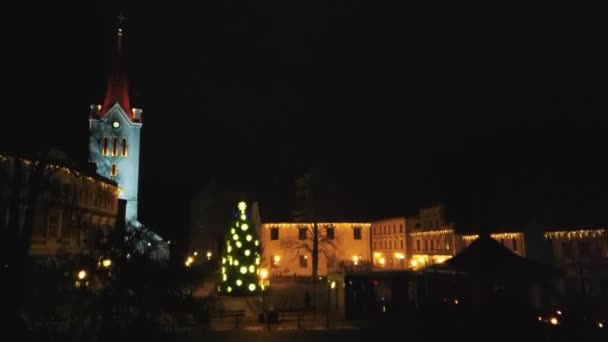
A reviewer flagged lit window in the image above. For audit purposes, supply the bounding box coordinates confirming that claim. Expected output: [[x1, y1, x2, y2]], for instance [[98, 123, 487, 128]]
[[112, 137, 118, 156], [299, 255, 308, 268], [102, 137, 108, 155], [121, 138, 127, 157], [111, 163, 117, 177], [353, 227, 362, 240]]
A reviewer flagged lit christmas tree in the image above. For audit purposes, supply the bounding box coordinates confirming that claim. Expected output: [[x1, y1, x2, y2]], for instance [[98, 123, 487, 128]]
[[218, 201, 262, 295]]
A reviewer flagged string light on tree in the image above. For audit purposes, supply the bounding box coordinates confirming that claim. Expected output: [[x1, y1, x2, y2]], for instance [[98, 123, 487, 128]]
[[218, 201, 262, 295]]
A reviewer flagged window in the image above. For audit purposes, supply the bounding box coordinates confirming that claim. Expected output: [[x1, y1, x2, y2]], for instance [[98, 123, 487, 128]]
[[110, 163, 117, 177], [270, 228, 279, 240], [299, 228, 307, 240], [399, 224, 403, 233], [121, 138, 127, 157], [400, 240, 403, 249], [374, 242, 377, 249], [578, 240, 589, 258], [424, 240, 428, 251], [102, 137, 109, 155], [389, 240, 392, 249], [416, 239, 420, 251], [326, 227, 335, 240], [47, 214, 59, 238], [353, 227, 362, 240], [512, 238, 518, 252], [393, 225, 396, 233], [299, 255, 308, 268], [430, 239, 434, 250], [112, 137, 118, 156]]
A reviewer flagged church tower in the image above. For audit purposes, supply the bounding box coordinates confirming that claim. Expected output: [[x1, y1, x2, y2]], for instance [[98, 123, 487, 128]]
[[89, 15, 142, 226]]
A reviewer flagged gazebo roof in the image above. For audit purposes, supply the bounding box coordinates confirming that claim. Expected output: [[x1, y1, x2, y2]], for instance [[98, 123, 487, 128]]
[[427, 235, 562, 283]]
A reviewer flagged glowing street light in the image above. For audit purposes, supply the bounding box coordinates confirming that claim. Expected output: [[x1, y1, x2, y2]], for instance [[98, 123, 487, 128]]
[[78, 270, 87, 280], [102, 259, 112, 268]]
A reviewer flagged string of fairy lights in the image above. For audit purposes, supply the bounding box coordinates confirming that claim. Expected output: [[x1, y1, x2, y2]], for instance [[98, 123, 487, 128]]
[[0, 154, 120, 194]]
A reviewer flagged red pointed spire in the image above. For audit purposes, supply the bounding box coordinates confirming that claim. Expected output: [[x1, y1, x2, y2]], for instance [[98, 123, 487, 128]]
[[100, 14, 133, 120]]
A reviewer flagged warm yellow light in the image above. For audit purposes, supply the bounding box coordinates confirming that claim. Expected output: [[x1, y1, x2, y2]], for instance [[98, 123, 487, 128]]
[[227, 246, 232, 253], [233, 259, 239, 266], [206, 251, 212, 259], [598, 322, 604, 328], [227, 286, 232, 293], [394, 253, 405, 260], [240, 266, 247, 274], [255, 257, 260, 265], [222, 257, 226, 264], [246, 235, 252, 241], [248, 283, 256, 291], [410, 259, 418, 268], [260, 268, 268, 280], [273, 255, 281, 263], [379, 258, 385, 265], [233, 234, 239, 241], [193, 251, 198, 256], [255, 240, 259, 246], [222, 274, 227, 281], [549, 317, 559, 325], [222, 267, 226, 274], [249, 265, 255, 273], [244, 249, 251, 256], [238, 201, 247, 213], [240, 215, 246, 220], [373, 252, 381, 258], [241, 223, 249, 231], [352, 255, 359, 265], [556, 310, 562, 316], [231, 228, 236, 234], [236, 279, 242, 286], [236, 241, 242, 248], [330, 281, 336, 289], [78, 270, 87, 280], [102, 259, 112, 268]]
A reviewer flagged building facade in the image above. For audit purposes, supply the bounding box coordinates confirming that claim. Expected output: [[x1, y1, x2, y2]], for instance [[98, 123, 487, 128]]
[[370, 217, 409, 270], [88, 18, 142, 226], [260, 222, 371, 276], [544, 229, 608, 300], [0, 151, 120, 257]]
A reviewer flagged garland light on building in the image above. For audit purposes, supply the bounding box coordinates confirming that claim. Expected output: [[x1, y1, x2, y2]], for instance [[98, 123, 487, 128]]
[[218, 201, 262, 295]]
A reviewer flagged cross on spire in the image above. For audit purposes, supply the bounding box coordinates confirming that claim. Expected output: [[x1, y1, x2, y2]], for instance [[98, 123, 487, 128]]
[[117, 12, 127, 36]]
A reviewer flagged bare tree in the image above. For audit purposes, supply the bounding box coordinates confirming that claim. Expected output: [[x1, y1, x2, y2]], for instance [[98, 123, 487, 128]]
[[280, 223, 341, 273], [291, 166, 344, 305]]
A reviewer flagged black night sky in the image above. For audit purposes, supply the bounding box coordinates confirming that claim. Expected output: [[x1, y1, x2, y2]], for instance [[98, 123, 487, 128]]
[[2, 2, 608, 241]]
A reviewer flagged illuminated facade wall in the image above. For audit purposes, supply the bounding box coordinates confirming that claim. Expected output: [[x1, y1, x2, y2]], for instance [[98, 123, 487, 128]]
[[260, 222, 371, 277], [0, 153, 119, 257], [89, 104, 142, 225], [409, 225, 458, 269], [370, 217, 408, 269]]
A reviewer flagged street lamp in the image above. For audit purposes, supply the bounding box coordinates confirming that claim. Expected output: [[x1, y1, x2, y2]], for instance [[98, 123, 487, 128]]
[[259, 268, 268, 313]]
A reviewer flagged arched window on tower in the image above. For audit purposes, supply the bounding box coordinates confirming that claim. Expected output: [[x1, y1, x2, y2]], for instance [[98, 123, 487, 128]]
[[102, 137, 108, 155], [111, 163, 117, 177], [121, 138, 127, 157], [112, 137, 118, 156]]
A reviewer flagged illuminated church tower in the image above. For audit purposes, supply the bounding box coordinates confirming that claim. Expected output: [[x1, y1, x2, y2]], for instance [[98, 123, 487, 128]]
[[89, 15, 142, 226]]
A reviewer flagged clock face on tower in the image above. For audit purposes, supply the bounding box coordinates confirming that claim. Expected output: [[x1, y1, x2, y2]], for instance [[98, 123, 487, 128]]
[[112, 121, 120, 128]]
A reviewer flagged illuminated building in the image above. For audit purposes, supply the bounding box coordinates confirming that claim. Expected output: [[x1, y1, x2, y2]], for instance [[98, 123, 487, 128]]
[[87, 16, 167, 259], [543, 228, 608, 297], [260, 222, 371, 276], [88, 16, 141, 226], [0, 151, 120, 256], [370, 217, 412, 269]]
